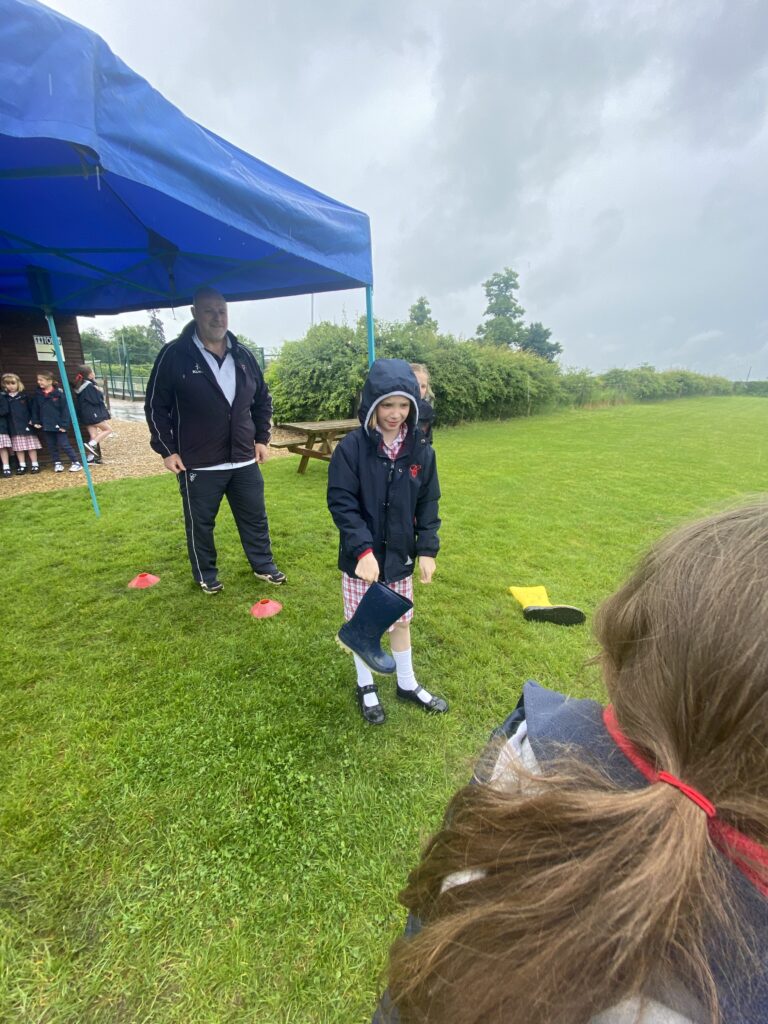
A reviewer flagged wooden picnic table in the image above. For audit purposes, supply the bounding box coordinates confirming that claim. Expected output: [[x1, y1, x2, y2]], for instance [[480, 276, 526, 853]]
[[272, 418, 359, 474]]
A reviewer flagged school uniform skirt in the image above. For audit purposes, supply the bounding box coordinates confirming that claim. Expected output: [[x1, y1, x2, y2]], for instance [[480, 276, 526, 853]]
[[0, 433, 11, 448], [11, 432, 41, 451], [342, 572, 414, 626]]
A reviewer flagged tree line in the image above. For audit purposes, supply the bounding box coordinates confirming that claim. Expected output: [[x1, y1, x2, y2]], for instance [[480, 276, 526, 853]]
[[266, 268, 746, 425], [80, 311, 167, 366], [78, 268, 761, 422]]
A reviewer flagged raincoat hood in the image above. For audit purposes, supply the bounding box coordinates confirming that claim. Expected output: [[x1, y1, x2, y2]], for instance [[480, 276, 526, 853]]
[[359, 359, 420, 433]]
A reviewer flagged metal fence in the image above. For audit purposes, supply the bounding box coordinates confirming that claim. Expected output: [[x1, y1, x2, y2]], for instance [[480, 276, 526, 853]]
[[84, 360, 147, 400]]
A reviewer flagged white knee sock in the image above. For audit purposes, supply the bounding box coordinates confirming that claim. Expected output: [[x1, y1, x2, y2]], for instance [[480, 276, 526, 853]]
[[353, 655, 379, 708], [393, 648, 434, 703]]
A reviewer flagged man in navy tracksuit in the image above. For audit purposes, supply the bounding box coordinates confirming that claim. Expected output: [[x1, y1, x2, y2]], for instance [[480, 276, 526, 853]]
[[144, 287, 285, 595]]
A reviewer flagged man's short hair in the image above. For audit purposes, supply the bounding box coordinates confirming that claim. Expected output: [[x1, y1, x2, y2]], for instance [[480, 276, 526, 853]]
[[192, 286, 226, 307]]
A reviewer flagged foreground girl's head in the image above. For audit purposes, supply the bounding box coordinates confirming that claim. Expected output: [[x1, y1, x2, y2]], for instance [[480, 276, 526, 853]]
[[596, 503, 768, 799], [1, 373, 23, 393], [387, 503, 768, 1024]]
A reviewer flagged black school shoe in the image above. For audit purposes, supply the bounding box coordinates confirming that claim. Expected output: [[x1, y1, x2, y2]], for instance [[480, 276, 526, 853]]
[[523, 604, 586, 626], [357, 683, 386, 725], [199, 579, 224, 595], [396, 684, 448, 714]]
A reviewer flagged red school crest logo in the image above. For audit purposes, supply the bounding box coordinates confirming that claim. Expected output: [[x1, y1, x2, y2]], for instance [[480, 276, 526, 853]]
[[409, 464, 421, 479]]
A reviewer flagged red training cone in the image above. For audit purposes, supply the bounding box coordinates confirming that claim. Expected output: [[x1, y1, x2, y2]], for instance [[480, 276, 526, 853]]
[[250, 598, 282, 619], [128, 572, 160, 589]]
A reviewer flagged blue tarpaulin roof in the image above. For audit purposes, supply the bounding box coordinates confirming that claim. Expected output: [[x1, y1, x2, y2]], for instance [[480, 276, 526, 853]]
[[0, 0, 373, 315]]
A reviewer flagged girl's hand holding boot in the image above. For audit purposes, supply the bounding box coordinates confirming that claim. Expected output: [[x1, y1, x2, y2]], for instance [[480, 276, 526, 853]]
[[355, 552, 380, 584], [418, 556, 436, 584]]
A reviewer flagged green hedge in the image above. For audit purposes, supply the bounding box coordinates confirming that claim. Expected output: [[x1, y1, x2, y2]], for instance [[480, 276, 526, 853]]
[[266, 320, 758, 426]]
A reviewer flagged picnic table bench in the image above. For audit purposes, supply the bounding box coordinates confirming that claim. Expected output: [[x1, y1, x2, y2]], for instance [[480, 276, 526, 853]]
[[272, 418, 359, 474]]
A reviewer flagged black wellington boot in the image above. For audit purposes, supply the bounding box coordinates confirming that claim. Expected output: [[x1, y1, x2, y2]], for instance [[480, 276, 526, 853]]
[[337, 581, 413, 674]]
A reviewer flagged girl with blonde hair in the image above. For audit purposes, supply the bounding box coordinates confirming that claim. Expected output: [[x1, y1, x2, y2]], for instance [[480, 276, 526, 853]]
[[1, 373, 41, 474]]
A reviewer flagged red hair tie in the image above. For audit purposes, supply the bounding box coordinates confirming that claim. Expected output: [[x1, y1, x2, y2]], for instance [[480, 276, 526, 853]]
[[602, 706, 715, 816], [656, 771, 716, 818], [602, 705, 768, 895]]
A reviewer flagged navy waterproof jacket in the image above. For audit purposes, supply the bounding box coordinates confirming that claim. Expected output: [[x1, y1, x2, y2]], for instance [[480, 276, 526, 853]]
[[144, 322, 272, 468], [75, 380, 110, 424], [5, 392, 33, 436], [0, 392, 9, 435], [375, 683, 768, 1024], [327, 359, 440, 583], [32, 387, 71, 431], [417, 397, 434, 444]]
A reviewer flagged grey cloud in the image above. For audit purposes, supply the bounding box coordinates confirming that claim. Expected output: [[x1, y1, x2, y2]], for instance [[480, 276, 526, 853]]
[[40, 0, 768, 376]]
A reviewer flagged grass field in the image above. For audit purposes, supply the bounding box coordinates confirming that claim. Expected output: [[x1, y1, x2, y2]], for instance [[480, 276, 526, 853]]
[[1, 396, 766, 1023]]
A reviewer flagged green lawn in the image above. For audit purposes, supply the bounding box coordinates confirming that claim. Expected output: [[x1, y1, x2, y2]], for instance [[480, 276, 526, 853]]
[[1, 396, 766, 1023]]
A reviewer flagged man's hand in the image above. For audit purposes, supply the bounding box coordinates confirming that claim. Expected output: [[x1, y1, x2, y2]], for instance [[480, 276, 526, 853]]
[[163, 453, 186, 474], [254, 443, 269, 464], [355, 552, 380, 584], [418, 556, 436, 584]]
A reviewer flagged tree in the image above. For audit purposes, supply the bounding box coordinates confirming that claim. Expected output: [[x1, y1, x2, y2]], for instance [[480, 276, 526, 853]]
[[408, 296, 437, 331], [266, 321, 365, 421], [236, 334, 265, 368], [519, 322, 562, 362], [148, 310, 166, 347], [476, 267, 526, 348], [112, 325, 163, 364], [80, 328, 109, 359]]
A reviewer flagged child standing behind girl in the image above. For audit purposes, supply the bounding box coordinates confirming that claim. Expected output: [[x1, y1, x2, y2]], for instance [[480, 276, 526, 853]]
[[328, 359, 448, 725], [1, 373, 40, 474], [73, 365, 112, 459], [409, 363, 434, 444], [31, 371, 82, 473]]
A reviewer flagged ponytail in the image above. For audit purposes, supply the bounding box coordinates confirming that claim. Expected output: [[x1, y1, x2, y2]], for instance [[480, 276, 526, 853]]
[[386, 503, 768, 1024], [387, 759, 726, 1023]]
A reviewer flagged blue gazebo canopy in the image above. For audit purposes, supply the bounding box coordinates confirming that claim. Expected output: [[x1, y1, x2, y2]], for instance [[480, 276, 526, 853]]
[[0, 0, 373, 315]]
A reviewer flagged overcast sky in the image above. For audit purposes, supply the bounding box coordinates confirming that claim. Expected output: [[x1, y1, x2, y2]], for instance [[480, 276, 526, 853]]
[[45, 0, 768, 378]]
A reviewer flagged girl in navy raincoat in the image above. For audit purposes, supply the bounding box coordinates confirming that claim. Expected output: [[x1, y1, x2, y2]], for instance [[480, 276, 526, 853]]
[[73, 365, 112, 459], [327, 359, 448, 725], [1, 373, 41, 474]]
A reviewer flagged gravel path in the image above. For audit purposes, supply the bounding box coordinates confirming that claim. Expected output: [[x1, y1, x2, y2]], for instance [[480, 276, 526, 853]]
[[0, 420, 296, 500]]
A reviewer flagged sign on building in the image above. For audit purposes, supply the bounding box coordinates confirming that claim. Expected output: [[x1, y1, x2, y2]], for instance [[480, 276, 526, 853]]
[[33, 334, 56, 360]]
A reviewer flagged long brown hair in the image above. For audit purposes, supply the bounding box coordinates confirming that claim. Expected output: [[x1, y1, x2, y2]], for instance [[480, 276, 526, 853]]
[[386, 503, 768, 1023]]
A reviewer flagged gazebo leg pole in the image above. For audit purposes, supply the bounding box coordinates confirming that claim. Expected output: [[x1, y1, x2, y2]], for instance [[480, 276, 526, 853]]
[[365, 285, 375, 367], [45, 313, 101, 517]]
